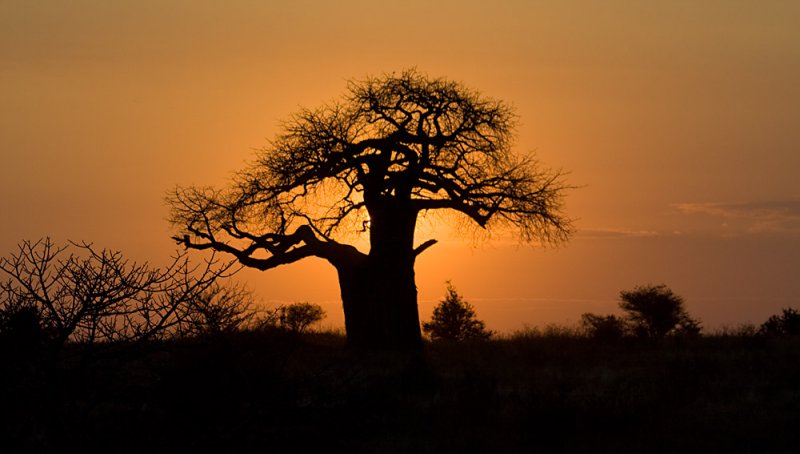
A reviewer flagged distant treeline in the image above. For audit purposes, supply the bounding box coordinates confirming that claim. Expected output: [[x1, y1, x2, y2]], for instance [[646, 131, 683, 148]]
[[2, 239, 799, 355]]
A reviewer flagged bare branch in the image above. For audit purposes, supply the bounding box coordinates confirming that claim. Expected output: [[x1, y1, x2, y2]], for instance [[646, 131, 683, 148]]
[[0, 238, 237, 346], [413, 239, 438, 258]]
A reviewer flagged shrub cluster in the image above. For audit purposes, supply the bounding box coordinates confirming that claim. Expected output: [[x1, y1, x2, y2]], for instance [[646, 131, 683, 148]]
[[582, 284, 702, 341]]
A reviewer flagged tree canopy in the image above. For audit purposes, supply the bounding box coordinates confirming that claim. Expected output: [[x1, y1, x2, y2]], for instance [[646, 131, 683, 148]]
[[169, 69, 570, 266]]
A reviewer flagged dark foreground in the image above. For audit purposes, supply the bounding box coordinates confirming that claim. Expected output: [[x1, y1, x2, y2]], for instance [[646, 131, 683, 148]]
[[3, 331, 799, 453]]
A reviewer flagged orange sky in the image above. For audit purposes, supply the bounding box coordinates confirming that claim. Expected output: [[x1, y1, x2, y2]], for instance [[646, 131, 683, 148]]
[[2, 1, 799, 332]]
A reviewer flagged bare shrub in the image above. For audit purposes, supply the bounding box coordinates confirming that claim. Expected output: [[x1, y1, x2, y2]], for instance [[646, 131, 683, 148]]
[[0, 238, 234, 346], [581, 313, 627, 341], [179, 282, 256, 336]]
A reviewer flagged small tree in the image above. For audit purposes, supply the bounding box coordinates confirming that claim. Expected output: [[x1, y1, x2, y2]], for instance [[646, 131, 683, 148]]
[[422, 283, 492, 341], [258, 302, 326, 334], [619, 284, 700, 340], [759, 308, 800, 337], [279, 302, 326, 333]]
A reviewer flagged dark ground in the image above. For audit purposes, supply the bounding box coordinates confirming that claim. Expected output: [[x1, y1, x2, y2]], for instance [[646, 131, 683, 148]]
[[3, 331, 799, 453]]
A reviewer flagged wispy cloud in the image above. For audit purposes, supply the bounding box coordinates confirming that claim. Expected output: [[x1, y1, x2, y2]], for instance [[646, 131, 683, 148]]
[[576, 228, 664, 239], [671, 198, 800, 234]]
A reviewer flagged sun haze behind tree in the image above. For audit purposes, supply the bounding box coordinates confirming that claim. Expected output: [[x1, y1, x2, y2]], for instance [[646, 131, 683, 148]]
[[168, 69, 572, 349]]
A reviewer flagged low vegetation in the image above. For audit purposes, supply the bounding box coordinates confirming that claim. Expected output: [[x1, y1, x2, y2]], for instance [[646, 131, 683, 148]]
[[2, 242, 799, 451], [2, 325, 799, 452]]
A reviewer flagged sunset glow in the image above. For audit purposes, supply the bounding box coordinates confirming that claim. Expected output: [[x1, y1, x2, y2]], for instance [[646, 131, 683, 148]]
[[2, 1, 798, 332]]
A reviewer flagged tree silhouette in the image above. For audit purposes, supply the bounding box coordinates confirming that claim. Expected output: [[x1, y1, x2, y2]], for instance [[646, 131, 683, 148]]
[[422, 283, 491, 341], [0, 238, 233, 347], [264, 302, 326, 334], [168, 69, 571, 349], [619, 284, 701, 340], [759, 307, 800, 337]]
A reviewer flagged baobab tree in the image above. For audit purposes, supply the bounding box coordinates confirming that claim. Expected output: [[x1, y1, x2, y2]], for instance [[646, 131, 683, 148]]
[[168, 69, 571, 349]]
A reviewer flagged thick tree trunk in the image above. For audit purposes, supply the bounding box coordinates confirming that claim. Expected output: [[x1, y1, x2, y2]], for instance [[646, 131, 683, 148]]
[[333, 202, 422, 350]]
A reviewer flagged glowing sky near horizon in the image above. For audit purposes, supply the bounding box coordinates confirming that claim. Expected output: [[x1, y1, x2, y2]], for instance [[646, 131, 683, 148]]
[[2, 0, 799, 332]]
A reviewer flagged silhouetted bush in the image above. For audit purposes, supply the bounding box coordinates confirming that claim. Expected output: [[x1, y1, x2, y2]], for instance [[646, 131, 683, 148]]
[[422, 283, 492, 341], [0, 303, 50, 348], [581, 313, 627, 341], [258, 302, 326, 334], [759, 308, 800, 337], [619, 284, 701, 340]]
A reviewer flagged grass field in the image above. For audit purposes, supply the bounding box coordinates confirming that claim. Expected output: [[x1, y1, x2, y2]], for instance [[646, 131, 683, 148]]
[[3, 330, 799, 453]]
